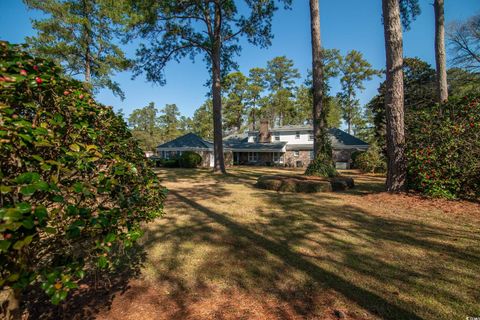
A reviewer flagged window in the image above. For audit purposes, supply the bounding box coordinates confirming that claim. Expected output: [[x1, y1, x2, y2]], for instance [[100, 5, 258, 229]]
[[293, 151, 299, 157], [309, 151, 314, 160], [272, 152, 279, 163], [248, 152, 259, 162], [274, 133, 280, 141], [309, 134, 314, 141], [295, 131, 300, 139]]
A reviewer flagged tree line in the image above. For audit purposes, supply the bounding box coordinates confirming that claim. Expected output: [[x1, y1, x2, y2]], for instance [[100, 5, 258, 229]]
[[23, 0, 480, 191]]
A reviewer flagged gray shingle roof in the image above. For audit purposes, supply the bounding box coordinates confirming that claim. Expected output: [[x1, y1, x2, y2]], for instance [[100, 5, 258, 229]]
[[157, 133, 213, 150], [286, 144, 313, 151], [226, 141, 286, 151], [328, 128, 368, 147], [157, 128, 368, 152]]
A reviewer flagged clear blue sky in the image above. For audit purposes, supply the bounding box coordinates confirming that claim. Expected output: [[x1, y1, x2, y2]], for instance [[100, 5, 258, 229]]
[[1, 1, 479, 121]]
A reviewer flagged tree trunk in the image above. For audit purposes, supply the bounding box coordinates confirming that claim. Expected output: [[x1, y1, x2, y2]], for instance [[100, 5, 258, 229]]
[[347, 110, 352, 135], [382, 0, 406, 192], [309, 0, 328, 158], [85, 46, 91, 83], [211, 5, 226, 173], [434, 0, 448, 103], [82, 0, 91, 83]]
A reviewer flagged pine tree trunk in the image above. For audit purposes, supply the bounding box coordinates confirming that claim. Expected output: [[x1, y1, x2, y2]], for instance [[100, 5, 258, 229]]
[[85, 46, 91, 83], [434, 0, 448, 103], [309, 0, 328, 159], [382, 0, 406, 191], [211, 6, 226, 174], [82, 0, 91, 83]]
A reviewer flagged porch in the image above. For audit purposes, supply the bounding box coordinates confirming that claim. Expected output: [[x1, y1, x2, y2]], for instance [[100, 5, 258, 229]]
[[232, 151, 284, 166]]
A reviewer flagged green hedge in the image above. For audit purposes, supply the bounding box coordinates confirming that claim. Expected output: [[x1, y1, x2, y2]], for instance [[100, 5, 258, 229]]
[[0, 42, 166, 306], [406, 94, 480, 199], [179, 151, 202, 168]]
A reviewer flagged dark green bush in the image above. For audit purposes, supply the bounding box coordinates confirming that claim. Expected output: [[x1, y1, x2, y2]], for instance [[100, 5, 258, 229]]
[[178, 151, 202, 168], [406, 94, 480, 199], [355, 141, 387, 173], [305, 153, 337, 178], [0, 42, 166, 306], [350, 150, 364, 169], [162, 158, 180, 168]]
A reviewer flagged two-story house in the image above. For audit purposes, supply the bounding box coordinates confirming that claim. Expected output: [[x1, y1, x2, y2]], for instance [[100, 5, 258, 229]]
[[156, 120, 369, 169]]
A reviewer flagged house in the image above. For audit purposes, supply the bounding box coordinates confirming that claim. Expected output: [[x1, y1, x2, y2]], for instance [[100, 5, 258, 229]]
[[156, 121, 369, 169]]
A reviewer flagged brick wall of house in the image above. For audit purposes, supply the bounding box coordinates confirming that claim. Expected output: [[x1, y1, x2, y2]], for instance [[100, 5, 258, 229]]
[[282, 149, 358, 168], [198, 151, 211, 168], [284, 150, 311, 168], [333, 149, 354, 162]]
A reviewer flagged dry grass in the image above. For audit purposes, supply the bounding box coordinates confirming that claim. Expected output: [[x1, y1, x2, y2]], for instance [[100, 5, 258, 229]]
[[97, 166, 480, 320]]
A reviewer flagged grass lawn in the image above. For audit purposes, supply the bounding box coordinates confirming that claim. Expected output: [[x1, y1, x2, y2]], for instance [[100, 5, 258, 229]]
[[98, 166, 480, 320]]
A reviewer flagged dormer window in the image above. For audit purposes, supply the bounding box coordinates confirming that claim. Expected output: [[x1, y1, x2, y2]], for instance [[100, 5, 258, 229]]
[[295, 131, 300, 139], [274, 133, 280, 141]]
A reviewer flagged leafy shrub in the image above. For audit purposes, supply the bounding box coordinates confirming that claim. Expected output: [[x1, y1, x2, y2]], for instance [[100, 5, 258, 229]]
[[305, 153, 337, 178], [350, 150, 364, 169], [178, 151, 202, 168], [161, 158, 180, 168], [0, 42, 166, 306], [406, 94, 480, 199], [355, 141, 387, 173]]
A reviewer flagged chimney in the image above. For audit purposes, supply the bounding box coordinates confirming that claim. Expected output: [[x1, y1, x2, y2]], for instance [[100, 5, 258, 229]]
[[259, 120, 270, 143]]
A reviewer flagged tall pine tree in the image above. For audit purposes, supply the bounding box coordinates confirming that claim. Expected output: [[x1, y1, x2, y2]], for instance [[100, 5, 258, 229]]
[[126, 0, 291, 173], [25, 0, 130, 99]]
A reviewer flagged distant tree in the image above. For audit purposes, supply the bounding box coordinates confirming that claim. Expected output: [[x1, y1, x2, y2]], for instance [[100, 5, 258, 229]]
[[266, 56, 301, 91], [447, 14, 480, 73], [337, 50, 379, 134], [158, 104, 181, 142], [382, 0, 420, 191], [128, 102, 162, 151], [223, 71, 248, 132], [434, 0, 448, 103], [264, 56, 300, 126], [326, 97, 342, 129], [24, 0, 130, 99], [293, 86, 341, 128], [192, 100, 214, 140], [245, 67, 268, 130], [127, 0, 292, 174], [293, 85, 313, 125], [179, 116, 193, 134]]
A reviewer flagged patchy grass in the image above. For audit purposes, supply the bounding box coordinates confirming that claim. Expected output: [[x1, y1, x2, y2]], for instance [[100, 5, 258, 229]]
[[98, 166, 480, 320]]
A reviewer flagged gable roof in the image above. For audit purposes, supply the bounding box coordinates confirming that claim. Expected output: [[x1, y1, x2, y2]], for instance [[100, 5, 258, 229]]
[[328, 128, 369, 147], [156, 128, 368, 152], [157, 133, 213, 150]]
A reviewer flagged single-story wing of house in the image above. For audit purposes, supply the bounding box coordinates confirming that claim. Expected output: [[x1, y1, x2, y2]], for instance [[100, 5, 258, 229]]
[[156, 121, 369, 169]]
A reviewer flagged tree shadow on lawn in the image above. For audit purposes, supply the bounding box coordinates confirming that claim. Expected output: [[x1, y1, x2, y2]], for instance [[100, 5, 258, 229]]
[[128, 183, 480, 320]]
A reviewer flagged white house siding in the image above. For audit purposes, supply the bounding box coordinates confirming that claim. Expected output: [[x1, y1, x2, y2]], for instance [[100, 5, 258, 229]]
[[271, 130, 313, 145]]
